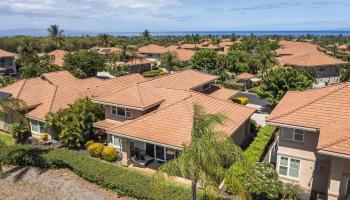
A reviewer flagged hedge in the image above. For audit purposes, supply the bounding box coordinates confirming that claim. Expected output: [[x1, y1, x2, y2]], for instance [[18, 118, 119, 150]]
[[223, 79, 245, 91], [0, 145, 202, 200], [142, 70, 166, 77], [243, 125, 276, 162], [227, 125, 282, 200], [232, 97, 248, 105]]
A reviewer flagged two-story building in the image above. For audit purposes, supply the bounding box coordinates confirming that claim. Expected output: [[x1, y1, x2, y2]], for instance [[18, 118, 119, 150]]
[[267, 83, 350, 200], [0, 70, 148, 137], [276, 41, 348, 88], [92, 70, 255, 166], [0, 49, 17, 74]]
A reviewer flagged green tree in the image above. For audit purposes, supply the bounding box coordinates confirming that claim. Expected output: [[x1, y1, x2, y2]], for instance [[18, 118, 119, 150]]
[[257, 44, 278, 78], [64, 50, 106, 78], [98, 34, 113, 47], [190, 50, 218, 73], [10, 122, 31, 144], [47, 24, 65, 48], [160, 51, 180, 73], [0, 76, 15, 88], [142, 29, 151, 41], [45, 97, 104, 148], [18, 54, 61, 78], [158, 105, 250, 200], [225, 50, 253, 74], [258, 67, 314, 105]]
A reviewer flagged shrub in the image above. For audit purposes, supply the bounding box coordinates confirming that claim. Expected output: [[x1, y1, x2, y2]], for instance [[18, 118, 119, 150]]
[[282, 183, 301, 200], [223, 79, 245, 91], [142, 70, 164, 77], [87, 142, 104, 158], [10, 123, 31, 144], [0, 145, 201, 200], [85, 140, 95, 149], [102, 146, 118, 162], [244, 125, 276, 162], [40, 133, 49, 142], [232, 97, 248, 105]]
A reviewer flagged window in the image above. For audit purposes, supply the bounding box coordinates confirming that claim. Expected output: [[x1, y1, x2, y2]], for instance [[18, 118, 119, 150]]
[[30, 119, 45, 134], [346, 178, 350, 197], [111, 106, 132, 118], [111, 135, 122, 150], [279, 156, 301, 179], [281, 128, 304, 142]]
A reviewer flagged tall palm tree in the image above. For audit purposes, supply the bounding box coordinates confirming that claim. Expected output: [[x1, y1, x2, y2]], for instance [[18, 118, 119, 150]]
[[47, 25, 65, 48], [142, 29, 151, 41], [98, 34, 112, 47], [158, 105, 250, 200]]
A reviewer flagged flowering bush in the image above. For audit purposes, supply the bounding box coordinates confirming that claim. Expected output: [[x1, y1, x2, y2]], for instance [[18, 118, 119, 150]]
[[102, 146, 118, 162], [85, 140, 94, 149], [87, 142, 104, 158]]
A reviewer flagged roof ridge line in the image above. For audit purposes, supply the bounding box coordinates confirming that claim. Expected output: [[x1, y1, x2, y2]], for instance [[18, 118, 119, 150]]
[[48, 86, 58, 113], [95, 83, 137, 99], [136, 84, 145, 107], [268, 83, 349, 121], [16, 79, 27, 98]]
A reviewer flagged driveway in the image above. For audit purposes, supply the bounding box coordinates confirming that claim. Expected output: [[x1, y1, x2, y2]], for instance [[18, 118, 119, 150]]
[[0, 166, 132, 200]]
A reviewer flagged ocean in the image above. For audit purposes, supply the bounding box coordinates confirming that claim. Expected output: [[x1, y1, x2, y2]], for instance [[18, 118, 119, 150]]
[[107, 31, 350, 37], [1, 29, 350, 37]]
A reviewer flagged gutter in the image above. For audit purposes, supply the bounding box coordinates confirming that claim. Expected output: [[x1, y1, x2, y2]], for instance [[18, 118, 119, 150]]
[[266, 121, 318, 132], [318, 150, 350, 160]]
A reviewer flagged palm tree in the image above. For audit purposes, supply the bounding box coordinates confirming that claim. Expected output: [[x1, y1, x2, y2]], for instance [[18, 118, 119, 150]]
[[142, 29, 151, 41], [158, 105, 250, 200], [98, 34, 112, 47], [257, 44, 278, 78], [160, 51, 180, 73], [47, 25, 65, 48]]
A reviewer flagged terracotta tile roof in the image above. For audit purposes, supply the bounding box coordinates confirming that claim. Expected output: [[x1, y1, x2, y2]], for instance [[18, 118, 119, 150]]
[[93, 69, 218, 109], [93, 119, 124, 129], [268, 83, 350, 155], [106, 91, 255, 148], [318, 122, 350, 155], [138, 44, 168, 54], [48, 50, 66, 67], [267, 83, 350, 129], [0, 49, 17, 58], [236, 73, 256, 80], [180, 43, 198, 49], [171, 48, 195, 62], [276, 40, 348, 67], [0, 71, 147, 120], [91, 47, 121, 55], [219, 41, 234, 47], [202, 86, 238, 101]]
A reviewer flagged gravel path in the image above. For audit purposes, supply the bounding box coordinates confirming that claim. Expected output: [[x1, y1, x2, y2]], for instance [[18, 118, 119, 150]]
[[0, 166, 132, 200]]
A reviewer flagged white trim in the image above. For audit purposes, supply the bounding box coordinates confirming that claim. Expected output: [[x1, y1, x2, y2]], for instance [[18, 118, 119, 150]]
[[107, 131, 182, 150], [278, 156, 301, 180], [111, 106, 132, 119], [92, 99, 163, 111], [281, 127, 305, 143], [266, 122, 318, 132], [29, 119, 45, 135], [318, 150, 350, 160]]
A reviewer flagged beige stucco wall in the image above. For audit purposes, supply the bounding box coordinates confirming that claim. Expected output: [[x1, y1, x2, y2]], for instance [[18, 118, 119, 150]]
[[276, 129, 332, 198], [231, 119, 250, 146], [104, 105, 143, 122]]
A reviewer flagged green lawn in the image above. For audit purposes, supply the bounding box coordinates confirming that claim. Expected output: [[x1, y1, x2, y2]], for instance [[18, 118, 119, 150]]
[[0, 131, 13, 146]]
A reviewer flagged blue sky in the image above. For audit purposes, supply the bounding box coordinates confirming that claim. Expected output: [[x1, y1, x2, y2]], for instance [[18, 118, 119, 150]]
[[0, 0, 350, 32]]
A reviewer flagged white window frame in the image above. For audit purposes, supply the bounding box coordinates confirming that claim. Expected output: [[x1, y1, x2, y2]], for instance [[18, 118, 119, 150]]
[[281, 128, 304, 142], [30, 119, 45, 134], [111, 135, 123, 151], [279, 156, 301, 179], [111, 106, 132, 118]]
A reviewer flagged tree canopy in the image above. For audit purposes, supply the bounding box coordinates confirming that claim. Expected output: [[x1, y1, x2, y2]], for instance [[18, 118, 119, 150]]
[[63, 50, 106, 78], [45, 97, 104, 149], [257, 67, 314, 105]]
